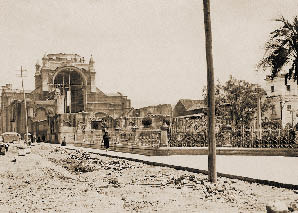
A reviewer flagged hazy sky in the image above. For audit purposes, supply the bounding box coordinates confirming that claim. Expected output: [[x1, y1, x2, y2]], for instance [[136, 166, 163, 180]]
[[0, 0, 297, 108]]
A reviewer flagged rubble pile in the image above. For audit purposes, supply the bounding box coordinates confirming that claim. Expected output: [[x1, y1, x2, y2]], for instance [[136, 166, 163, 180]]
[[0, 143, 297, 212], [47, 148, 135, 175], [46, 146, 298, 212]]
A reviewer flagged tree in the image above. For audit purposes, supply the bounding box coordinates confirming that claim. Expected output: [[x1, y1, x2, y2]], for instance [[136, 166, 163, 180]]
[[142, 116, 152, 128], [203, 76, 273, 129], [258, 16, 298, 82]]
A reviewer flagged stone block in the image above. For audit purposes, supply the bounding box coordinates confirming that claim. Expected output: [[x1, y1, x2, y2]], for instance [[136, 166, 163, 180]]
[[266, 200, 288, 213], [289, 202, 298, 212]]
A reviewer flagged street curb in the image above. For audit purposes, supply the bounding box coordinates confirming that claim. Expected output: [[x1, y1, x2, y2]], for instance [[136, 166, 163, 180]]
[[64, 146, 298, 190]]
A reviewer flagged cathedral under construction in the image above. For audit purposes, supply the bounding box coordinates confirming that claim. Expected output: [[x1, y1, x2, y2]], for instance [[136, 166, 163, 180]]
[[1, 53, 131, 143]]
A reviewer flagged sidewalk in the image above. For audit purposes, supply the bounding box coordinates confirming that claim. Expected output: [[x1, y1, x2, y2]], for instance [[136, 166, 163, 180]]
[[65, 144, 298, 188]]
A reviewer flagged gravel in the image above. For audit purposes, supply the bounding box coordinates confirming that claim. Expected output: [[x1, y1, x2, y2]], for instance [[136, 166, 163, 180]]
[[0, 143, 297, 212]]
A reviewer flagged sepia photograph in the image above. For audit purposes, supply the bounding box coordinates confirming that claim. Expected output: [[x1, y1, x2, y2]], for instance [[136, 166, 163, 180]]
[[0, 0, 297, 212]]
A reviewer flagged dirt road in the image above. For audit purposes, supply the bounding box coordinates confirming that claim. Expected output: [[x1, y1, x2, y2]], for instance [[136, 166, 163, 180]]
[[0, 143, 297, 212]]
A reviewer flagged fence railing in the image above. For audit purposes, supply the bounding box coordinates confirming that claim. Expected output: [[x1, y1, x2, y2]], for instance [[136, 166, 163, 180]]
[[168, 128, 297, 148]]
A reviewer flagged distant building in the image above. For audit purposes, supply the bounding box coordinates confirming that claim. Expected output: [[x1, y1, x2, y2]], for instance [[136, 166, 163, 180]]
[[132, 104, 172, 117], [173, 99, 206, 117], [1, 84, 32, 134], [264, 74, 298, 128], [123, 104, 172, 130], [1, 53, 131, 142]]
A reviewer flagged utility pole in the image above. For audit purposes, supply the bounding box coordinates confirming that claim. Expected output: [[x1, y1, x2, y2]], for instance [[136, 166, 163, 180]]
[[256, 94, 262, 139], [68, 71, 71, 113], [203, 0, 216, 182], [291, 109, 294, 127], [63, 73, 65, 113], [19, 66, 29, 145]]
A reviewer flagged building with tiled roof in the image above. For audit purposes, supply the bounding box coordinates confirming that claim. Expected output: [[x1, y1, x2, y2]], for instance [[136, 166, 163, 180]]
[[173, 99, 206, 117]]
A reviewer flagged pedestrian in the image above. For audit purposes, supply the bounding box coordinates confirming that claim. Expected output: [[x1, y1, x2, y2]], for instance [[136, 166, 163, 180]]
[[4, 143, 9, 152], [103, 131, 110, 151], [61, 137, 66, 146]]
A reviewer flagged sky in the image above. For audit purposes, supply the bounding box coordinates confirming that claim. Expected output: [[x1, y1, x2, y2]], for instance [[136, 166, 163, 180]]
[[0, 0, 297, 108]]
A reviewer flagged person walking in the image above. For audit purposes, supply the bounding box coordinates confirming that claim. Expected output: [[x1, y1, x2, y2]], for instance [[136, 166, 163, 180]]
[[103, 131, 110, 151]]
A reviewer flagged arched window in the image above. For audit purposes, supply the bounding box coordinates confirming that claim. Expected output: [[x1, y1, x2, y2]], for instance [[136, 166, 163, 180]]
[[53, 69, 86, 113]]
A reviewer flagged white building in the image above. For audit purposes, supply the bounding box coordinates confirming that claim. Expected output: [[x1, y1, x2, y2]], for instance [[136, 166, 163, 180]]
[[264, 74, 298, 128]]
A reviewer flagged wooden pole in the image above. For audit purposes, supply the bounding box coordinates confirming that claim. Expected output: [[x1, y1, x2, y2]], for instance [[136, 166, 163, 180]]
[[63, 74, 65, 113], [279, 96, 283, 129], [203, 0, 216, 182], [21, 66, 29, 145], [69, 71, 71, 113], [257, 95, 262, 139]]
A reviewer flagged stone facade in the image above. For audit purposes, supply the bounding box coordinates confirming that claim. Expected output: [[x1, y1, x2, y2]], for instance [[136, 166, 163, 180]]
[[264, 74, 298, 128], [0, 84, 33, 134], [1, 53, 131, 143]]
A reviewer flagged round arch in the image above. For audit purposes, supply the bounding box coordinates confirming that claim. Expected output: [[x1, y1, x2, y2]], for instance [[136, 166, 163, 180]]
[[52, 66, 87, 86], [52, 66, 87, 113]]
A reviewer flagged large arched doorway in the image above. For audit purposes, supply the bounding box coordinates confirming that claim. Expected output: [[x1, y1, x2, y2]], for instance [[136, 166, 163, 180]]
[[53, 68, 86, 113]]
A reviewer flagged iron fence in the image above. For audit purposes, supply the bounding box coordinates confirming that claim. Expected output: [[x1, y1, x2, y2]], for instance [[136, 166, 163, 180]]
[[169, 117, 297, 148]]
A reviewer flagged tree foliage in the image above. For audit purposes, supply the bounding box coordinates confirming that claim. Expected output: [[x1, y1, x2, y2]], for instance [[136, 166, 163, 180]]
[[203, 76, 273, 128], [142, 116, 152, 127], [258, 16, 298, 83]]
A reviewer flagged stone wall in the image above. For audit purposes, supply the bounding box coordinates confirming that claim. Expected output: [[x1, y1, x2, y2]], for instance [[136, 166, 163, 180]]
[[75, 127, 169, 156]]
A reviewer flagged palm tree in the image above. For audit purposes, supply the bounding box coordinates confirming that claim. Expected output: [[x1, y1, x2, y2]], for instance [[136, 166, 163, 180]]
[[258, 16, 298, 83]]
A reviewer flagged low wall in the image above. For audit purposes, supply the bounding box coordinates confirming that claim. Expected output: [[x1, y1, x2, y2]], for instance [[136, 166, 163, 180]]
[[156, 147, 298, 157], [74, 142, 161, 156], [72, 142, 298, 157], [58, 126, 75, 144], [71, 127, 298, 156]]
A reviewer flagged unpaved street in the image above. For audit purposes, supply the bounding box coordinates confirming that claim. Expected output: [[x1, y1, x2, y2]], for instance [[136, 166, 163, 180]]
[[0, 143, 297, 212]]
